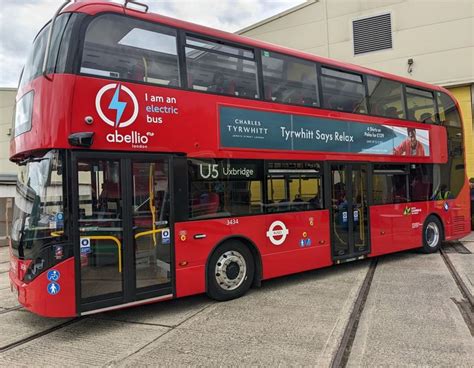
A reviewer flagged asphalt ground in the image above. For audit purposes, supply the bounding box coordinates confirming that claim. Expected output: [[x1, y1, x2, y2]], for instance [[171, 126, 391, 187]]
[[0, 234, 472, 367]]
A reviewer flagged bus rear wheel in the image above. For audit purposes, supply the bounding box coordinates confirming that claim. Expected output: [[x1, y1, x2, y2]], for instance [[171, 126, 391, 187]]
[[421, 216, 443, 253], [207, 241, 254, 301]]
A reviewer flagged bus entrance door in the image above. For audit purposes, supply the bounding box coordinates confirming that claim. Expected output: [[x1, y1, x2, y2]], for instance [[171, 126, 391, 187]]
[[329, 164, 370, 262], [72, 152, 173, 314]]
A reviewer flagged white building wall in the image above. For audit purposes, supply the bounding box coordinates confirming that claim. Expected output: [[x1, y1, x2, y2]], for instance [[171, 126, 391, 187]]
[[0, 88, 17, 245], [240, 0, 474, 86], [0, 89, 16, 177]]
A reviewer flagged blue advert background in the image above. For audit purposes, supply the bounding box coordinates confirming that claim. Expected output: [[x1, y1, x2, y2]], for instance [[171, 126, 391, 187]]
[[219, 106, 430, 156]]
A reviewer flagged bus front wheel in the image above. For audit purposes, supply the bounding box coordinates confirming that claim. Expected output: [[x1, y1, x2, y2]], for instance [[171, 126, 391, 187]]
[[207, 241, 254, 301], [421, 216, 443, 253]]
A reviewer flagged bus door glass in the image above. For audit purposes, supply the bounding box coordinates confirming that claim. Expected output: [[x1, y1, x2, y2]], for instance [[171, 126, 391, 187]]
[[74, 154, 174, 312], [351, 165, 369, 254], [77, 159, 124, 301], [132, 160, 171, 291], [330, 165, 349, 256], [330, 164, 369, 260]]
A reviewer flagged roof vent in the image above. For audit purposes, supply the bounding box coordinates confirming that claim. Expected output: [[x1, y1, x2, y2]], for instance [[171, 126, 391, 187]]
[[353, 13, 392, 55]]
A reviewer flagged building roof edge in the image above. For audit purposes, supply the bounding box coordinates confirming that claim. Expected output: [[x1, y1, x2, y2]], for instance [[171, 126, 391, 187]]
[[236, 0, 317, 35]]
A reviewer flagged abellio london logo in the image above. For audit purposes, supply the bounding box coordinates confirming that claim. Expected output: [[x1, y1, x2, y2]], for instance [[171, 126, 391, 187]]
[[95, 83, 152, 147]]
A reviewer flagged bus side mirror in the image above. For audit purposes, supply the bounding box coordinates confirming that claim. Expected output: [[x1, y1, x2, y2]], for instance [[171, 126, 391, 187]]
[[68, 132, 94, 147]]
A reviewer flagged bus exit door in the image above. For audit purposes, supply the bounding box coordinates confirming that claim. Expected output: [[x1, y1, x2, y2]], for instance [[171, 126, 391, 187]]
[[328, 164, 370, 261], [71, 152, 175, 314]]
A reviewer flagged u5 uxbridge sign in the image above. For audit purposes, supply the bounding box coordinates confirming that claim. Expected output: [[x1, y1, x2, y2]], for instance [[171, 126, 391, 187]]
[[219, 106, 430, 156]]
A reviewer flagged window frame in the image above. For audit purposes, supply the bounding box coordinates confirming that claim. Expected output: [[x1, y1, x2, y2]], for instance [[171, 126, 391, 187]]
[[372, 164, 410, 205], [405, 85, 437, 124], [79, 12, 181, 88], [260, 49, 320, 108], [265, 160, 324, 213], [365, 75, 406, 120], [187, 158, 265, 220], [319, 65, 368, 114], [184, 32, 260, 98]]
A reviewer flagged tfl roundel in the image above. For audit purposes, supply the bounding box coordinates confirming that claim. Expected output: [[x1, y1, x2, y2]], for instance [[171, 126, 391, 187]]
[[95, 83, 139, 128], [266, 221, 289, 246]]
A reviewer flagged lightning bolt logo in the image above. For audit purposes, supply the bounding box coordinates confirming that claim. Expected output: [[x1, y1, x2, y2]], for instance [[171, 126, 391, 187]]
[[96, 83, 138, 128], [108, 84, 127, 128]]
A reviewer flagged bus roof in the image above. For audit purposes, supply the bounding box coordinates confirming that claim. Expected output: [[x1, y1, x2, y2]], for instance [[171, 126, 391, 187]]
[[63, 1, 449, 96]]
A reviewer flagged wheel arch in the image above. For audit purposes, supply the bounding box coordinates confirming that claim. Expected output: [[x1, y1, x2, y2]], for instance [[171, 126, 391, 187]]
[[205, 235, 263, 293], [424, 212, 445, 241]]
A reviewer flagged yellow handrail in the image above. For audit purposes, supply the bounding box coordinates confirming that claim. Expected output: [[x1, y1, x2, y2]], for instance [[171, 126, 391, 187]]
[[50, 230, 122, 273], [134, 228, 163, 243], [87, 235, 122, 273], [149, 163, 157, 247]]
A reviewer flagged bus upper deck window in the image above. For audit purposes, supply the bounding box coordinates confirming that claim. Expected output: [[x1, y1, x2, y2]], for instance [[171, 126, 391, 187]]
[[367, 76, 405, 120], [81, 14, 180, 87], [406, 87, 435, 123], [185, 36, 259, 99], [321, 67, 367, 114], [261, 51, 320, 108], [436, 92, 461, 127]]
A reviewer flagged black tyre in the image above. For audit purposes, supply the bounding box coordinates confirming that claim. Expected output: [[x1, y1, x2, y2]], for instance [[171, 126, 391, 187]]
[[207, 241, 254, 301], [421, 216, 443, 253]]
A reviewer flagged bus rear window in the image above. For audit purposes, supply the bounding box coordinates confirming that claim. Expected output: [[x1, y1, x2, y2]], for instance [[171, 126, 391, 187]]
[[81, 14, 180, 87]]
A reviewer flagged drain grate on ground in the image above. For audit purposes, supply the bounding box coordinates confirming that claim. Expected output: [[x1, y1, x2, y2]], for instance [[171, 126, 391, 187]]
[[441, 241, 472, 254]]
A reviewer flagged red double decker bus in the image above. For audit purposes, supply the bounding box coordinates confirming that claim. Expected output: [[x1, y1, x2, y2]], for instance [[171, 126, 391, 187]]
[[9, 0, 470, 317]]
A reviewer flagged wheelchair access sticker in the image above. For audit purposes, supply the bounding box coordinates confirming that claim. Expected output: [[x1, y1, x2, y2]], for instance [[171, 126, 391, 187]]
[[80, 238, 91, 254], [162, 229, 171, 244], [47, 270, 60, 282]]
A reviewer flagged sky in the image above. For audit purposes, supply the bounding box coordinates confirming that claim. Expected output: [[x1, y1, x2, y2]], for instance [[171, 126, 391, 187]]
[[0, 0, 303, 88]]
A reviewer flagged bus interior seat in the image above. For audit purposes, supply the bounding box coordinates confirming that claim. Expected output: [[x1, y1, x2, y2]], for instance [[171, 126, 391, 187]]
[[226, 80, 236, 95], [384, 107, 399, 118], [128, 61, 146, 81], [264, 84, 273, 100], [200, 192, 220, 215]]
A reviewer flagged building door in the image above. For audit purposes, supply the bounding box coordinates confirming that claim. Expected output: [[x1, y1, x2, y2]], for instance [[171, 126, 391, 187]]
[[72, 152, 173, 314], [329, 163, 370, 261]]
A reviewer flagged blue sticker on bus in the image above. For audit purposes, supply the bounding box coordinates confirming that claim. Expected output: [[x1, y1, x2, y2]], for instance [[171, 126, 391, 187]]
[[47, 282, 60, 295], [47, 270, 60, 282], [80, 238, 91, 254], [342, 212, 348, 223], [162, 229, 171, 244], [55, 212, 64, 226]]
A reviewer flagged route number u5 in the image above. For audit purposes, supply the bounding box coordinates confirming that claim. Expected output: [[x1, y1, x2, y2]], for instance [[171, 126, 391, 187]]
[[200, 164, 219, 179]]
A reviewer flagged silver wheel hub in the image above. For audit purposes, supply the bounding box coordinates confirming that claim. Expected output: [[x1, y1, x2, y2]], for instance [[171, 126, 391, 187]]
[[215, 251, 247, 291], [425, 222, 440, 248]]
